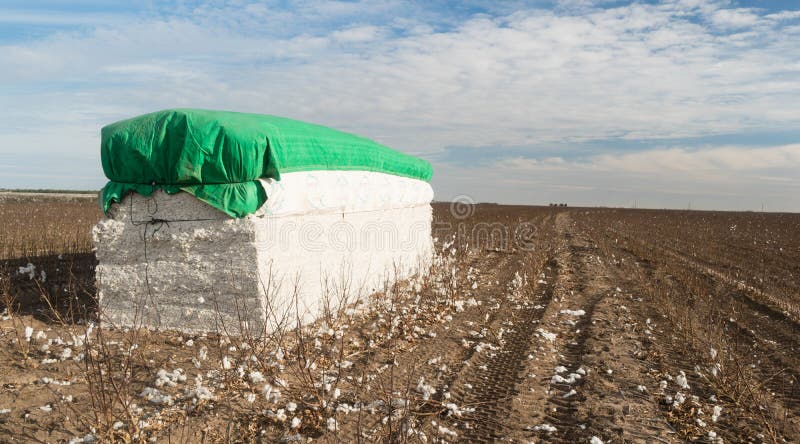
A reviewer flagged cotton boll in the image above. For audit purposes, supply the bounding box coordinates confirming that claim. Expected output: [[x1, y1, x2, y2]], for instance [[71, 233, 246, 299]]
[[416, 377, 436, 400], [676, 371, 690, 390], [327, 417, 338, 431], [712, 405, 722, 422], [263, 384, 281, 403], [532, 424, 557, 432], [60, 348, 72, 360], [438, 425, 458, 438], [249, 371, 265, 384]]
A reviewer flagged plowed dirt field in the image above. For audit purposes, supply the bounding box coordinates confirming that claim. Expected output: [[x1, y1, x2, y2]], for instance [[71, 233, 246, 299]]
[[1, 200, 798, 443]]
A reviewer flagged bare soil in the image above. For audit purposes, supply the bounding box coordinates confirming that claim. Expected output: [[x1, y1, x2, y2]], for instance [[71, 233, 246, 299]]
[[1, 202, 799, 443]]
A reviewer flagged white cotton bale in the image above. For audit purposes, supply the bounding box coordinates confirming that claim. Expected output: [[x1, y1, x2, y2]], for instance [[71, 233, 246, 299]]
[[92, 171, 434, 335]]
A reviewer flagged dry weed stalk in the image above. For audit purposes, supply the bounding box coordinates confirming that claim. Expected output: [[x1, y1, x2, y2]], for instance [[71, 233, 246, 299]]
[[593, 221, 791, 442]]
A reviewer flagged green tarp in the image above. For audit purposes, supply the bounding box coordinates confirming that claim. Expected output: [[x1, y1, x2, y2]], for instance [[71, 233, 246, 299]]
[[100, 109, 433, 217]]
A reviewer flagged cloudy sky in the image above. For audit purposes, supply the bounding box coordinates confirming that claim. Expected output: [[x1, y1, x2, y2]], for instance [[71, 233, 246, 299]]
[[1, 0, 799, 211]]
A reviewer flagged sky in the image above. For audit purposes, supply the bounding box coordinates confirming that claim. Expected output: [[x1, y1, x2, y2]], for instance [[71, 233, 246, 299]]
[[1, 0, 799, 211]]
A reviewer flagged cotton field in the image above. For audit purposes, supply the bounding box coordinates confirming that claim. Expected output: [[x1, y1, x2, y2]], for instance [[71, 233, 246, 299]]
[[1, 198, 799, 443]]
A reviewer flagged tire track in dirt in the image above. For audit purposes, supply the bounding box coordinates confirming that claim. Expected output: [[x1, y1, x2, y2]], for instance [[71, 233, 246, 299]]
[[335, 214, 563, 443], [445, 258, 557, 442], [539, 240, 604, 442], [533, 216, 680, 443]]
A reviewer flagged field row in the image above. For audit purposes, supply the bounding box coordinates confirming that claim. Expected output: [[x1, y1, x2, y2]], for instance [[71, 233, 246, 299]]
[[0, 201, 798, 442]]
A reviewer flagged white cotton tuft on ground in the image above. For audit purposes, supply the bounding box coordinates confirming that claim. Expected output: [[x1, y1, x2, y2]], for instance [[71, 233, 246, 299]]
[[93, 171, 434, 334], [560, 309, 586, 316], [18, 263, 36, 280], [537, 329, 557, 342], [676, 371, 690, 390], [712, 405, 723, 422], [532, 423, 557, 432], [326, 417, 338, 431]]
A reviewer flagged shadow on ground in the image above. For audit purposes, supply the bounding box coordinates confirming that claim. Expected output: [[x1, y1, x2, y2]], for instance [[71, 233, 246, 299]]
[[1, 253, 97, 324]]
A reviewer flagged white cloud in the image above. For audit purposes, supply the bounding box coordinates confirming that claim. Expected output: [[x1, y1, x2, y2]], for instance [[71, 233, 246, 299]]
[[434, 144, 800, 211], [582, 144, 800, 175], [2, 1, 799, 149], [331, 25, 383, 43], [766, 11, 800, 21], [710, 8, 761, 29], [0, 9, 122, 26], [493, 145, 800, 186]]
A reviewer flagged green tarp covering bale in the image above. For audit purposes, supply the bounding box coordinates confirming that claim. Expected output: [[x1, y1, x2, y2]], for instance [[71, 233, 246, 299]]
[[93, 109, 434, 334]]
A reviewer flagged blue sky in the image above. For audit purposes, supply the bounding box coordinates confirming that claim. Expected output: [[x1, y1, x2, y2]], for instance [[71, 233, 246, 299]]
[[1, 0, 799, 211]]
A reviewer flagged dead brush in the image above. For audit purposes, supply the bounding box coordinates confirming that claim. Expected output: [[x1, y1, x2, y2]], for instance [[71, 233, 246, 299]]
[[289, 243, 472, 442], [71, 250, 447, 443], [77, 304, 181, 443], [609, 226, 791, 442], [81, 321, 144, 441], [64, 263, 170, 443], [0, 230, 143, 441], [0, 266, 29, 357], [0, 197, 100, 260], [338, 265, 443, 443], [658, 292, 783, 441], [279, 263, 426, 440], [0, 265, 56, 362], [2, 199, 562, 442], [1, 257, 158, 442], [366, 359, 428, 443], [572, 214, 782, 440], [204, 265, 376, 441], [366, 269, 431, 443], [190, 271, 296, 442], [431, 234, 468, 312], [678, 275, 787, 438]]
